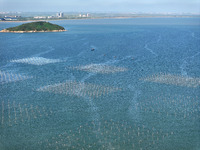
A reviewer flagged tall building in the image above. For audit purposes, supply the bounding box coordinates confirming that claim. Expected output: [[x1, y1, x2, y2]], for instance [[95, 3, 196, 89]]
[[57, 12, 64, 18]]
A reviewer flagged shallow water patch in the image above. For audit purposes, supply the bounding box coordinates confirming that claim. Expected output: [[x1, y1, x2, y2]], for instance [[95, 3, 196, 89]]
[[36, 81, 122, 99], [140, 73, 200, 88]]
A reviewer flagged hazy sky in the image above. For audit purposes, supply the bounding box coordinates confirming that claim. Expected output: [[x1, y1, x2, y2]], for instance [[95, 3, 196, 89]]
[[1, 0, 200, 13]]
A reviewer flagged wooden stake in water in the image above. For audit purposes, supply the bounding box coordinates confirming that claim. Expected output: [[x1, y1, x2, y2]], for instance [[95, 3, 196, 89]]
[[25, 107, 30, 121], [8, 100, 11, 126], [31, 105, 37, 119], [13, 101, 17, 124], [1, 101, 4, 126], [19, 103, 23, 122]]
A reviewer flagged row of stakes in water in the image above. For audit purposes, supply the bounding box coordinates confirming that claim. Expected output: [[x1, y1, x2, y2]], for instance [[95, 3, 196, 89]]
[[140, 73, 200, 88], [1, 93, 198, 149], [36, 81, 122, 99], [0, 71, 32, 84], [10, 57, 63, 66], [136, 93, 199, 120], [68, 64, 128, 74], [0, 100, 53, 127], [0, 93, 197, 148], [10, 57, 127, 72], [1, 62, 127, 84], [38, 119, 174, 150], [1, 94, 196, 128]]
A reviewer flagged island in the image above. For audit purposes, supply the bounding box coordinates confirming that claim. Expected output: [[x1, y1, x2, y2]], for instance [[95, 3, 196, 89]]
[[0, 21, 66, 33]]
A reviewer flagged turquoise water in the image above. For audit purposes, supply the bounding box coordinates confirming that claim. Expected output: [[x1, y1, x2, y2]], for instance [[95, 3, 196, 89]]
[[0, 18, 200, 150]]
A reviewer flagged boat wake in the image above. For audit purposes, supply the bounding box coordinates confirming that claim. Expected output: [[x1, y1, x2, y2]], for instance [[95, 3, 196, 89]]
[[127, 85, 141, 121], [144, 35, 161, 57], [191, 32, 200, 40], [33, 46, 55, 57], [81, 72, 96, 82], [180, 60, 188, 76], [180, 51, 200, 76], [144, 44, 158, 57]]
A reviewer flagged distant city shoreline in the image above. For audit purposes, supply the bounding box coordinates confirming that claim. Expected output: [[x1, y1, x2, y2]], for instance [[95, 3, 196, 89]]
[[0, 15, 199, 23], [0, 11, 199, 22]]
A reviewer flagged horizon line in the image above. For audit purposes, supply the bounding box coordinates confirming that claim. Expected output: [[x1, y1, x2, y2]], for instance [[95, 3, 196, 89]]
[[1, 11, 200, 15]]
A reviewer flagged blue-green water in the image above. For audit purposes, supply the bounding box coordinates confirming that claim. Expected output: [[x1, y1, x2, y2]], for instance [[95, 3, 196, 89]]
[[0, 18, 200, 150]]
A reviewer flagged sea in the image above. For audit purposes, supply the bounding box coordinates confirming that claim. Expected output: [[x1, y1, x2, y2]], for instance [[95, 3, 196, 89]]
[[0, 18, 200, 150]]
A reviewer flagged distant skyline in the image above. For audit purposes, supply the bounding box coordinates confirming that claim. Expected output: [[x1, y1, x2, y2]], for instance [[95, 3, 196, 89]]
[[0, 0, 200, 14]]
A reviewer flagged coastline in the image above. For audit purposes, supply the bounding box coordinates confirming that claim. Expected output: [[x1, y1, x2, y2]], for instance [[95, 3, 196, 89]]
[[0, 15, 199, 23], [0, 29, 67, 33]]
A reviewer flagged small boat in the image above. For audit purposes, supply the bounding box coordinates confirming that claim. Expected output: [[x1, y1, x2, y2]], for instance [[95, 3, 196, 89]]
[[91, 48, 95, 51]]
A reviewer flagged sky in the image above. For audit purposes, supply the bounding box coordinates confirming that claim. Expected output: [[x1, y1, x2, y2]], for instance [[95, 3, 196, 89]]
[[0, 0, 200, 13]]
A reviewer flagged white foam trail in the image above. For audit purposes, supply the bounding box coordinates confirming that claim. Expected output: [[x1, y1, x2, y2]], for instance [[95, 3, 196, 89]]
[[79, 71, 114, 150], [180, 60, 188, 76], [128, 85, 141, 120], [183, 50, 200, 60], [85, 97, 100, 122], [80, 38, 87, 41], [69, 73, 76, 81], [143, 35, 161, 57], [144, 44, 158, 57], [191, 32, 200, 40], [81, 72, 96, 82], [90, 45, 97, 50], [103, 58, 121, 65], [157, 35, 161, 43], [77, 50, 86, 57], [77, 44, 97, 57], [190, 51, 200, 59], [16, 34, 23, 39], [33, 46, 55, 57], [181, 51, 200, 76], [83, 42, 89, 45]]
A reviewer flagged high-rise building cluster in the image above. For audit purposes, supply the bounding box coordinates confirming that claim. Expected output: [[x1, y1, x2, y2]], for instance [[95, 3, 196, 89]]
[[79, 13, 90, 17], [56, 12, 64, 18]]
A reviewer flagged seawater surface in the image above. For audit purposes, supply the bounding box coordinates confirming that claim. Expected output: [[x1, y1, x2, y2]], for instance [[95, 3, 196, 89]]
[[0, 18, 200, 150]]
